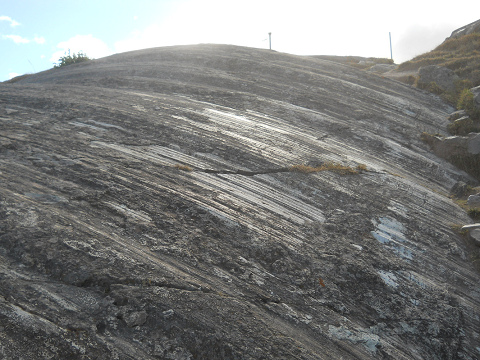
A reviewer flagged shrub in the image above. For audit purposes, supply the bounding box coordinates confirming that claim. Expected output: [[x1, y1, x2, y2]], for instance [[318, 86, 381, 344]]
[[426, 81, 445, 95], [54, 50, 90, 68], [457, 89, 478, 116], [405, 75, 417, 85]]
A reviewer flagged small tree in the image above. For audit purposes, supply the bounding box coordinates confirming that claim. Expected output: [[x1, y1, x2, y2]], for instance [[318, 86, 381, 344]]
[[54, 49, 90, 68]]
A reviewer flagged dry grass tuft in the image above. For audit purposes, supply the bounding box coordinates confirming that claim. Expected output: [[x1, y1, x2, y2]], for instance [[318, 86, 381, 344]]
[[289, 162, 362, 175], [174, 164, 193, 171]]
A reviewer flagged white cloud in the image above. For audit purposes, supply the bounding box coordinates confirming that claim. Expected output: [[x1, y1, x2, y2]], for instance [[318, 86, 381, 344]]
[[2, 34, 29, 44], [2, 34, 45, 45], [33, 36, 45, 44], [0, 15, 20, 27], [50, 34, 112, 63], [8, 72, 20, 79]]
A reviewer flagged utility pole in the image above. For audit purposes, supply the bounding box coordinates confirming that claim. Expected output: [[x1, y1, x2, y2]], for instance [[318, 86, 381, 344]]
[[389, 32, 393, 61], [268, 32, 272, 50]]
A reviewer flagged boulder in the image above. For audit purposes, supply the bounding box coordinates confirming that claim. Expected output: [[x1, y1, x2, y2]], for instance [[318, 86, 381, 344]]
[[424, 133, 480, 159], [124, 311, 147, 327], [450, 181, 469, 198], [426, 135, 467, 158], [467, 133, 480, 155], [467, 194, 480, 207], [469, 229, 480, 246], [417, 65, 459, 92]]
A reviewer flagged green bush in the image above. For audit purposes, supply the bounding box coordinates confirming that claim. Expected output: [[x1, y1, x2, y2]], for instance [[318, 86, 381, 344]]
[[54, 50, 90, 68], [426, 81, 445, 95], [457, 88, 480, 120]]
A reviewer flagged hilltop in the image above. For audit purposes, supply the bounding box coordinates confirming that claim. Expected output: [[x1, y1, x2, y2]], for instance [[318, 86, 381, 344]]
[[1, 44, 479, 359]]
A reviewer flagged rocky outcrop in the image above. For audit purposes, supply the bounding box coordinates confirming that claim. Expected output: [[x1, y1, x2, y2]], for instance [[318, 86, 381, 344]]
[[448, 19, 480, 39], [422, 132, 480, 158], [0, 44, 479, 359], [417, 65, 459, 92], [422, 131, 480, 181]]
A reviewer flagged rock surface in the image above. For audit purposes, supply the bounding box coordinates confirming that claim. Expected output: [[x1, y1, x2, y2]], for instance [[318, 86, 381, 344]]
[[0, 44, 479, 359], [417, 65, 460, 92]]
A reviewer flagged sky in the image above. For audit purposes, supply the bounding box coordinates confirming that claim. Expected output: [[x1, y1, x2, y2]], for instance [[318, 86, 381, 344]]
[[1, 0, 479, 81]]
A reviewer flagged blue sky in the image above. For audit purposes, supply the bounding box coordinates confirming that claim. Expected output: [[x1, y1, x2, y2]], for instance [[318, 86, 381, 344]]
[[1, 0, 479, 81]]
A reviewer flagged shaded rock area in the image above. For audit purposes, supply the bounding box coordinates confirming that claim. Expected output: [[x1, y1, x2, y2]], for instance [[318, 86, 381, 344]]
[[1, 44, 479, 359]]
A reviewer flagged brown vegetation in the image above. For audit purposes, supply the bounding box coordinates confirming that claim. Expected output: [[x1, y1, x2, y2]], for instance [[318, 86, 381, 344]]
[[289, 162, 367, 175]]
